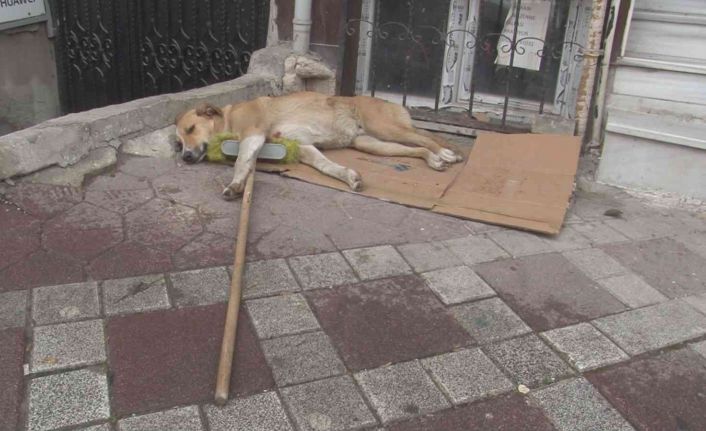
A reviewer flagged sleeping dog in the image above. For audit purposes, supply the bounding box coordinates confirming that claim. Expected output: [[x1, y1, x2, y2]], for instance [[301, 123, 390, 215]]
[[175, 91, 463, 200]]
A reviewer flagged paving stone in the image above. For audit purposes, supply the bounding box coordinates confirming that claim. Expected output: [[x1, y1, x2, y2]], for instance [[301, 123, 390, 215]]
[[2, 183, 83, 219], [32, 281, 100, 325], [597, 273, 668, 308], [288, 252, 358, 290], [243, 259, 299, 299], [84, 189, 154, 215], [31, 319, 106, 373], [573, 222, 629, 245], [421, 348, 513, 404], [603, 215, 674, 240], [102, 275, 171, 316], [173, 233, 235, 271], [450, 297, 531, 344], [488, 230, 555, 257], [246, 223, 338, 262], [442, 235, 509, 265], [355, 360, 450, 424], [0, 290, 27, 329], [684, 292, 706, 315], [592, 300, 706, 355], [281, 375, 377, 431], [342, 245, 412, 280], [107, 304, 274, 416], [690, 340, 706, 359], [587, 348, 706, 431], [0, 250, 86, 292], [87, 241, 173, 280], [484, 334, 573, 388], [397, 242, 461, 273], [603, 237, 706, 298], [0, 329, 25, 431], [87, 172, 151, 191], [76, 424, 112, 431], [463, 220, 504, 234], [0, 204, 41, 271], [126, 199, 203, 253], [531, 378, 634, 431], [541, 323, 629, 372], [387, 393, 556, 431], [246, 293, 320, 339], [261, 331, 345, 386], [118, 405, 203, 431], [421, 265, 495, 305], [543, 226, 592, 251], [675, 229, 706, 260], [562, 248, 627, 280], [28, 368, 110, 431], [305, 275, 472, 371], [476, 253, 625, 331], [169, 267, 229, 307], [205, 392, 293, 431]]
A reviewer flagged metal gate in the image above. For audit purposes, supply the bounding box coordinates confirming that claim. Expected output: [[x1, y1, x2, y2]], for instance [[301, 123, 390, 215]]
[[51, 0, 269, 113]]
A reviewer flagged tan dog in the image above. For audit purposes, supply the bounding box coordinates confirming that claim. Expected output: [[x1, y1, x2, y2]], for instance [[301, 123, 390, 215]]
[[175, 91, 463, 200]]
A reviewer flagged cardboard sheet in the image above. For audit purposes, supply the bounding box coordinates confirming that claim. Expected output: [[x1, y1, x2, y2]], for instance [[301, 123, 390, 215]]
[[258, 133, 580, 235]]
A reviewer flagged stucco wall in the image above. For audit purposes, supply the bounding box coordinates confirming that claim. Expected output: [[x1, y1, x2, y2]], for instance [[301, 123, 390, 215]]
[[0, 23, 60, 135]]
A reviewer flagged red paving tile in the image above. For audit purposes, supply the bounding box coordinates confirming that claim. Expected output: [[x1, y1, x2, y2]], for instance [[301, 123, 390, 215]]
[[1, 183, 82, 219], [0, 250, 85, 292], [305, 275, 472, 371], [587, 349, 706, 431], [603, 238, 706, 298], [387, 393, 557, 431], [172, 232, 234, 270], [87, 241, 173, 280], [0, 204, 40, 270], [107, 304, 274, 416], [475, 253, 626, 331], [0, 329, 25, 431]]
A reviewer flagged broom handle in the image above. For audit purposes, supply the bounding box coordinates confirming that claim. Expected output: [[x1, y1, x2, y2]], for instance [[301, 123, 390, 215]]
[[214, 171, 255, 406]]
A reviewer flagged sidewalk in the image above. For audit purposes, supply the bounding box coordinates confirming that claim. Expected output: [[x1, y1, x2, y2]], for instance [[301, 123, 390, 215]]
[[1, 152, 705, 431]]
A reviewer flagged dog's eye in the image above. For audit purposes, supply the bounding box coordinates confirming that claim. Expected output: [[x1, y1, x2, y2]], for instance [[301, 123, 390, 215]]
[[174, 141, 183, 152]]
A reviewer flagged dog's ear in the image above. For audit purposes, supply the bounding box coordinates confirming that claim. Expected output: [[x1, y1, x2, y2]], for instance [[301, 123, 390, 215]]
[[195, 103, 223, 118]]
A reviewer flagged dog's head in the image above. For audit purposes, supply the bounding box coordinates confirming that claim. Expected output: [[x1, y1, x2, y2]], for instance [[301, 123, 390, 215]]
[[174, 103, 223, 163]]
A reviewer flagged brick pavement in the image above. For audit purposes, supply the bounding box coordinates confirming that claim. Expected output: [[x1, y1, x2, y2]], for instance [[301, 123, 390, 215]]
[[1, 153, 705, 430]]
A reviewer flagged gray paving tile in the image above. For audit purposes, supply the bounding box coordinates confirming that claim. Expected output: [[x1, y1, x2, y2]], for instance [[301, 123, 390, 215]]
[[484, 334, 573, 388], [32, 281, 100, 325], [169, 267, 229, 307], [543, 226, 592, 252], [421, 348, 513, 404], [690, 340, 706, 359], [281, 375, 377, 431], [563, 248, 627, 280], [573, 222, 629, 245], [342, 245, 412, 280], [592, 300, 706, 355], [684, 293, 706, 315], [288, 252, 358, 290], [531, 378, 634, 431], [244, 259, 299, 299], [442, 236, 509, 265], [246, 293, 320, 339], [76, 424, 112, 431], [262, 331, 345, 386], [487, 230, 555, 257], [541, 323, 629, 372], [28, 368, 110, 431], [422, 266, 495, 305], [397, 242, 461, 273], [119, 405, 203, 431], [675, 230, 706, 260], [464, 220, 504, 234], [603, 216, 672, 241], [598, 274, 667, 308], [31, 319, 106, 373], [355, 360, 450, 424], [0, 290, 27, 329], [102, 275, 170, 316], [205, 392, 293, 431], [451, 297, 531, 343]]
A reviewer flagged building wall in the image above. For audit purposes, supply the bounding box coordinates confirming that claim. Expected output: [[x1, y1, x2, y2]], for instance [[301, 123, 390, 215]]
[[0, 23, 60, 135]]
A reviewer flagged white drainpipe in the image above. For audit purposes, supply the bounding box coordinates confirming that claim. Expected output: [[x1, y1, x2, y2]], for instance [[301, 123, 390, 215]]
[[293, 0, 313, 53]]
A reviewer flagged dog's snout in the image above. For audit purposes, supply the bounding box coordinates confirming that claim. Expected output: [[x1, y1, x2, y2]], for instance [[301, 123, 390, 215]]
[[182, 151, 196, 163]]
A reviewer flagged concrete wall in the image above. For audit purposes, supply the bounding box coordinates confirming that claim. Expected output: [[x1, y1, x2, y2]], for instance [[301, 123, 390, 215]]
[[0, 23, 60, 136]]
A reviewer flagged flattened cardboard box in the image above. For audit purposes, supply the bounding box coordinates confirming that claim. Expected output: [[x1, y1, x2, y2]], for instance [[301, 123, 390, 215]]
[[258, 133, 580, 235]]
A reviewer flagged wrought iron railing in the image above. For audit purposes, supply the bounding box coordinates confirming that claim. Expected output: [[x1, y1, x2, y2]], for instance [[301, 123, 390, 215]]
[[346, 0, 596, 128]]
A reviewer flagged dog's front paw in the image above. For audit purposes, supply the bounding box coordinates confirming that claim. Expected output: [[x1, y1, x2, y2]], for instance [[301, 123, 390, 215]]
[[222, 181, 245, 201], [438, 148, 463, 164], [347, 170, 363, 192], [427, 154, 449, 171]]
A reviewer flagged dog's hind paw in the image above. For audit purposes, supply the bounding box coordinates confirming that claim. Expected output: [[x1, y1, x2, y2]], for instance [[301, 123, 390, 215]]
[[427, 154, 449, 171], [347, 170, 363, 192]]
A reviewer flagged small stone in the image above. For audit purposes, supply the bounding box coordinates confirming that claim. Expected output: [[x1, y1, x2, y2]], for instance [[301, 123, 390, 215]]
[[30, 319, 106, 373], [517, 385, 530, 394], [102, 275, 171, 316], [32, 281, 100, 325], [342, 245, 411, 280]]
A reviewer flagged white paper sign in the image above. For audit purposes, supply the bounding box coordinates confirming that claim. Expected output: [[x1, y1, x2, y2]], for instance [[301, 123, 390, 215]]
[[0, 0, 46, 25], [496, 0, 551, 71]]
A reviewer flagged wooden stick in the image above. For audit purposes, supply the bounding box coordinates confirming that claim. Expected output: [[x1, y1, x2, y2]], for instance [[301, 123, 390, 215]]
[[214, 171, 255, 406]]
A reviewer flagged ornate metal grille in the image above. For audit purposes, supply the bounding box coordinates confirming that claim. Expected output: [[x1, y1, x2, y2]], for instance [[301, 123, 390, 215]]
[[51, 0, 268, 113]]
